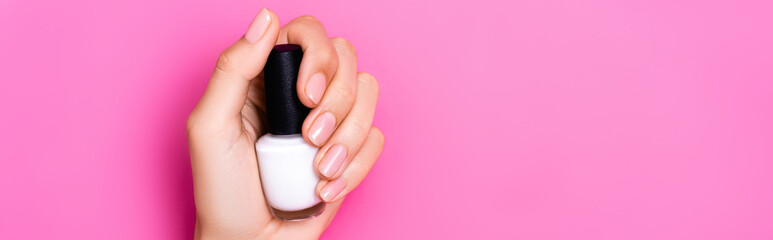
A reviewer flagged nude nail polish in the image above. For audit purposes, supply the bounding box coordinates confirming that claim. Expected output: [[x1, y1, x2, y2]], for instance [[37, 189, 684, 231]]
[[256, 44, 324, 221], [308, 111, 335, 146], [306, 73, 326, 104], [320, 178, 346, 202], [319, 144, 347, 178], [244, 8, 271, 43]]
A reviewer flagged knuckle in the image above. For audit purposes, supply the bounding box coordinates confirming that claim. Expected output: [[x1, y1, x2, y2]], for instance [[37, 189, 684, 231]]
[[292, 15, 322, 26], [357, 72, 379, 96], [316, 46, 339, 68], [370, 126, 385, 147], [186, 112, 201, 136], [331, 37, 356, 56], [333, 83, 356, 104], [186, 112, 226, 141], [350, 121, 369, 137], [214, 50, 234, 74]]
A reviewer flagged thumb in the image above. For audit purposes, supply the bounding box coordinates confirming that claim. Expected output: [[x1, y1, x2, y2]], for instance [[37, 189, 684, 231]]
[[194, 8, 280, 124]]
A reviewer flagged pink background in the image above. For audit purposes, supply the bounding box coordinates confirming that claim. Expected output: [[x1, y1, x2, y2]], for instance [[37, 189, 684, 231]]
[[1, 0, 772, 239]]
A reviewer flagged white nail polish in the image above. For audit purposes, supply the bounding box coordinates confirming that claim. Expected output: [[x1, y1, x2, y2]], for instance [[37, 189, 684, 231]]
[[256, 44, 324, 221]]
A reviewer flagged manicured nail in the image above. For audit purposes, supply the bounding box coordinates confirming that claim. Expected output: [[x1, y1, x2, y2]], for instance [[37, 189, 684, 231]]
[[306, 73, 327, 104], [320, 178, 347, 202], [308, 112, 335, 146], [319, 145, 347, 178], [244, 8, 271, 43]]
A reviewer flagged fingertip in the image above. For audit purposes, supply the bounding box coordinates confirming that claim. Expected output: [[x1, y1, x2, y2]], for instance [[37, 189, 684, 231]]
[[262, 9, 282, 45], [317, 144, 347, 179], [245, 8, 272, 43], [297, 48, 338, 107], [319, 177, 347, 202], [265, 8, 281, 30], [307, 111, 336, 146], [280, 20, 337, 107], [305, 72, 327, 106]]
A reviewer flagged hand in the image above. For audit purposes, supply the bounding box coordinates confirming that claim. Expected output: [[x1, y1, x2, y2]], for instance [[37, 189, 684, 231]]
[[186, 8, 384, 240]]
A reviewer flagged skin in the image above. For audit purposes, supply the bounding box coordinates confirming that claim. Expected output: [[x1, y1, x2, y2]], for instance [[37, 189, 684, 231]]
[[187, 9, 384, 240]]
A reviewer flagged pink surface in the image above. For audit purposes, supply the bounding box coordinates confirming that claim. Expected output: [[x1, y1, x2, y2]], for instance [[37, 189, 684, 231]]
[[1, 0, 772, 239]]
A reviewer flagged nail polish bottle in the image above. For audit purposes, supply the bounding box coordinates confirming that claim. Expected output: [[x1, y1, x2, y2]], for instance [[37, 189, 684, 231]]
[[256, 44, 325, 220]]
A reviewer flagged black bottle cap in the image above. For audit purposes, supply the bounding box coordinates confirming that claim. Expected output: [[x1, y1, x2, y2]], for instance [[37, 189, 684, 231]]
[[264, 44, 309, 135]]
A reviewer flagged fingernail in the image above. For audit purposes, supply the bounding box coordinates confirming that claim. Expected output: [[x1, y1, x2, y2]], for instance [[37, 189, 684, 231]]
[[244, 8, 271, 43], [308, 112, 335, 146], [320, 178, 347, 202], [306, 73, 327, 104], [319, 145, 347, 178]]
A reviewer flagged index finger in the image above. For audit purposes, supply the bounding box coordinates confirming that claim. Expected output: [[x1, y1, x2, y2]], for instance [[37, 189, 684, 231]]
[[277, 16, 338, 107]]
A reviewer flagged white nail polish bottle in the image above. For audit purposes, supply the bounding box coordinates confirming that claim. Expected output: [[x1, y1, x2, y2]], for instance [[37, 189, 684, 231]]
[[256, 44, 324, 220]]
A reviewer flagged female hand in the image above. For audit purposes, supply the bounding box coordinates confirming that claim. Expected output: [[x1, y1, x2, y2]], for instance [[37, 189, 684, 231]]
[[186, 8, 384, 240]]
